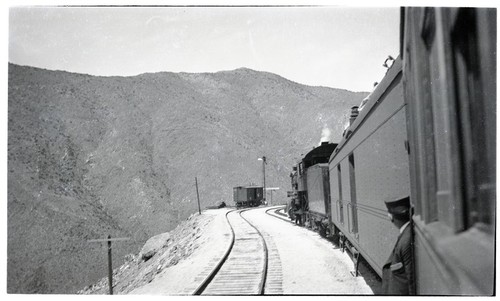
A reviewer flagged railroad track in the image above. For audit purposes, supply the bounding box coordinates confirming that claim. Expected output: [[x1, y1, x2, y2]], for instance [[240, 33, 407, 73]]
[[189, 205, 379, 295], [192, 208, 272, 295], [265, 205, 292, 223]]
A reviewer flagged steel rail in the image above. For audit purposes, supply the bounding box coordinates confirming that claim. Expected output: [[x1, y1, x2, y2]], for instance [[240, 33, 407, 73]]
[[191, 209, 236, 295], [192, 207, 269, 295], [239, 208, 268, 295]]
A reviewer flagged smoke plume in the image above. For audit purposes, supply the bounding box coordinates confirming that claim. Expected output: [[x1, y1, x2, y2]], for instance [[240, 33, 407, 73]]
[[319, 126, 331, 145]]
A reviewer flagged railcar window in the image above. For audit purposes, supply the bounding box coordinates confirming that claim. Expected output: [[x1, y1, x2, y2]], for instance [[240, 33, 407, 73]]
[[428, 12, 461, 230], [337, 164, 344, 225], [417, 8, 439, 224], [404, 55, 424, 220], [451, 9, 477, 230], [348, 154, 358, 235], [410, 7, 496, 232], [404, 14, 424, 219], [324, 168, 331, 218], [417, 7, 470, 230], [340, 159, 354, 231], [451, 8, 496, 229]]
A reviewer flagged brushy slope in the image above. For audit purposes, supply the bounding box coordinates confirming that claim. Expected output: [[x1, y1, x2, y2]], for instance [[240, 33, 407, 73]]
[[8, 63, 367, 293]]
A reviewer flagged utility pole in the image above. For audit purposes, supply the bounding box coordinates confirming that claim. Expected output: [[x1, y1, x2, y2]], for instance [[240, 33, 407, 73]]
[[195, 177, 201, 214], [258, 156, 266, 204], [88, 235, 130, 295], [107, 236, 113, 294], [267, 187, 280, 206]]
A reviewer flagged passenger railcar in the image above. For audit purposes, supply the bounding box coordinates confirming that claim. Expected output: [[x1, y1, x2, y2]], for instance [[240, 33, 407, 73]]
[[328, 55, 407, 277], [233, 185, 264, 208], [402, 7, 495, 295]]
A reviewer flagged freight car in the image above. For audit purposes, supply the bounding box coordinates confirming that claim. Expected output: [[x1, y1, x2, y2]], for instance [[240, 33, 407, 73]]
[[233, 185, 264, 208], [287, 7, 495, 295]]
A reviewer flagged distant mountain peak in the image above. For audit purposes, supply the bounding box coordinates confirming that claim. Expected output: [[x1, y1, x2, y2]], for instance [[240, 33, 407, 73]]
[[232, 67, 257, 72]]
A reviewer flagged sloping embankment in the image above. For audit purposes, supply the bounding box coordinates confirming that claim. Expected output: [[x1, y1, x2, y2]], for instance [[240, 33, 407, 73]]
[[78, 208, 232, 295]]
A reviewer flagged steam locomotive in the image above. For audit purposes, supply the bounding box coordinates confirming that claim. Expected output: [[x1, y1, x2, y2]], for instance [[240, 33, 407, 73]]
[[288, 7, 495, 295]]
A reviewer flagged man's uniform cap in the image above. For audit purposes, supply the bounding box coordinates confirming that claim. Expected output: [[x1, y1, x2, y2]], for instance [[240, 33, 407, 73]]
[[385, 196, 410, 215]]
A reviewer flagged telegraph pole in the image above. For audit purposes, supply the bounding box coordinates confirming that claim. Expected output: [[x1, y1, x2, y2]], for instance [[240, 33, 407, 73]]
[[107, 236, 113, 294], [195, 177, 201, 214], [88, 235, 130, 295], [258, 156, 267, 204], [267, 187, 280, 206]]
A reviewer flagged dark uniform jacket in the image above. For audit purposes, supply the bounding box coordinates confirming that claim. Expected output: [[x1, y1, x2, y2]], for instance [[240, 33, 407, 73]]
[[381, 224, 415, 295]]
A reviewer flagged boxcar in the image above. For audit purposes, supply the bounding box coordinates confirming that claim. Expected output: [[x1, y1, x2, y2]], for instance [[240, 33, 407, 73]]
[[402, 7, 495, 295], [328, 56, 409, 277], [233, 185, 264, 208]]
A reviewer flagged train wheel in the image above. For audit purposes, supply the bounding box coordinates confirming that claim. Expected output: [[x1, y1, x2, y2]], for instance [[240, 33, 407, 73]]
[[319, 225, 327, 238], [330, 225, 340, 245]]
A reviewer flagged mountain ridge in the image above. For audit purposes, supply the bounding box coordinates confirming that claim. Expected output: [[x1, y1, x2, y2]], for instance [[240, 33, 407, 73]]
[[9, 63, 358, 91]]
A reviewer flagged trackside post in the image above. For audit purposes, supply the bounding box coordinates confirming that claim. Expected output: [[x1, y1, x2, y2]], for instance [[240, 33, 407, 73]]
[[88, 236, 130, 294], [195, 177, 201, 214]]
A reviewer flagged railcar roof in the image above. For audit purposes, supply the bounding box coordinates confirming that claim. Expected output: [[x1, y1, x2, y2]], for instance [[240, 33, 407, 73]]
[[233, 185, 263, 189], [329, 55, 402, 163]]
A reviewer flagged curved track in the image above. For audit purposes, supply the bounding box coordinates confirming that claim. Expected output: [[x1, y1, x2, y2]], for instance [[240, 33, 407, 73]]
[[192, 209, 269, 295], [265, 205, 291, 222]]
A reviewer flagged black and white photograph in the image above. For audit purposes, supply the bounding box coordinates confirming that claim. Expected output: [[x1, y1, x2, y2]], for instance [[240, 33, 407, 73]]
[[5, 0, 497, 296]]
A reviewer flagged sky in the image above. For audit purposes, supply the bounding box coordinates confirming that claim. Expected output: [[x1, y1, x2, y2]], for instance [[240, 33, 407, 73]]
[[8, 5, 401, 92]]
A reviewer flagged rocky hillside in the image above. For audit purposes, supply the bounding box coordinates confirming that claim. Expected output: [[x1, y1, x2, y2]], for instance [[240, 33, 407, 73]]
[[8, 63, 367, 293], [78, 210, 217, 295]]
